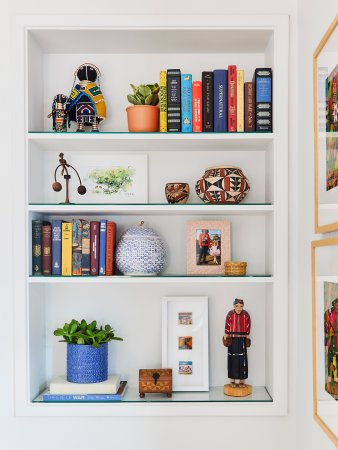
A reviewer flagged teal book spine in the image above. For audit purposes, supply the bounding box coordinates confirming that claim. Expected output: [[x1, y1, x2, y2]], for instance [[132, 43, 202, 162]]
[[181, 74, 192, 132], [32, 220, 43, 276]]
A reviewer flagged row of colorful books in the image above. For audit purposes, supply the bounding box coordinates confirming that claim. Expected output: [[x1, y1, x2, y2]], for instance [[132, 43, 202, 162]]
[[159, 67, 272, 133], [32, 219, 116, 276]]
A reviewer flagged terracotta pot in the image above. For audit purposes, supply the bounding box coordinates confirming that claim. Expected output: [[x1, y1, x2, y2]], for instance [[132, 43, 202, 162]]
[[126, 105, 159, 132], [165, 183, 190, 204], [195, 166, 250, 204]]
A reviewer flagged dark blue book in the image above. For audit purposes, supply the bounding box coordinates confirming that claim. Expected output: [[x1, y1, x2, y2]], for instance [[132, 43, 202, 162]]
[[99, 220, 107, 276], [32, 220, 43, 275], [42, 381, 127, 402], [213, 70, 227, 132], [51, 219, 62, 276], [181, 74, 192, 132], [254, 68, 272, 132]]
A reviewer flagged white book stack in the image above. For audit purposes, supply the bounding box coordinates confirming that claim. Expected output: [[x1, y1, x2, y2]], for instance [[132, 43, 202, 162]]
[[49, 375, 121, 394]]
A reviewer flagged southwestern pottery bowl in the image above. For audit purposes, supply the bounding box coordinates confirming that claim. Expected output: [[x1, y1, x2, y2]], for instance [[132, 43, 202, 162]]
[[165, 182, 190, 204]]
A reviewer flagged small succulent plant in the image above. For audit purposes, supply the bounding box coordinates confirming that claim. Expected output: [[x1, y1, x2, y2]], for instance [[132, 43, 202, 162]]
[[127, 83, 160, 106], [54, 319, 123, 348]]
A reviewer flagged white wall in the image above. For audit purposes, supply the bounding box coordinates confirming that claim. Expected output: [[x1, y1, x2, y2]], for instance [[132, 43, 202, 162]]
[[0, 0, 334, 449]]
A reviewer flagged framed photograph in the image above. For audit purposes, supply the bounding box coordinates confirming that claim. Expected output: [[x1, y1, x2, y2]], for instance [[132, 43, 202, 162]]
[[186, 220, 231, 275], [314, 15, 338, 232], [311, 237, 338, 446], [162, 296, 209, 391], [72, 154, 148, 203]]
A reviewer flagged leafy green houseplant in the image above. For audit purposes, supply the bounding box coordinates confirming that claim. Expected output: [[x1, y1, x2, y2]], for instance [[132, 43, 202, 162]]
[[54, 319, 123, 383], [126, 83, 160, 132]]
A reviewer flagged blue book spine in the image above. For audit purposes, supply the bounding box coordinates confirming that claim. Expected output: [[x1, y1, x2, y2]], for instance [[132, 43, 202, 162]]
[[42, 393, 124, 401], [99, 220, 107, 275], [52, 220, 62, 276], [181, 74, 192, 132], [213, 70, 227, 132]]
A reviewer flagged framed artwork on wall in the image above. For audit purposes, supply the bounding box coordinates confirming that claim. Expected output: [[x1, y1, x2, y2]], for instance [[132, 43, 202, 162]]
[[314, 15, 338, 233], [162, 296, 209, 391], [311, 237, 338, 446], [186, 220, 231, 275]]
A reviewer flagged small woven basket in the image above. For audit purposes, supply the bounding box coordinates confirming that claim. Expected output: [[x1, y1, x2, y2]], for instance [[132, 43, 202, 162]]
[[224, 261, 247, 276]]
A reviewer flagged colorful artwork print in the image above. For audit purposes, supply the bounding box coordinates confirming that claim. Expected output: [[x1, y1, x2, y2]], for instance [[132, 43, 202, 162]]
[[324, 282, 338, 400], [326, 64, 338, 132], [178, 312, 192, 325], [179, 361, 193, 375], [87, 166, 135, 195], [196, 229, 221, 265], [178, 337, 192, 350], [326, 135, 338, 191]]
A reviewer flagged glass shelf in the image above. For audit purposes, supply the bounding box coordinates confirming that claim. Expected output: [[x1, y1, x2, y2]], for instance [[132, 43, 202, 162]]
[[28, 131, 273, 135], [29, 274, 272, 278], [29, 202, 273, 206], [33, 386, 272, 403]]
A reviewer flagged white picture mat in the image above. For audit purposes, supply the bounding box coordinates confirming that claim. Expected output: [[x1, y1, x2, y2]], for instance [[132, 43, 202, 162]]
[[162, 296, 209, 391]]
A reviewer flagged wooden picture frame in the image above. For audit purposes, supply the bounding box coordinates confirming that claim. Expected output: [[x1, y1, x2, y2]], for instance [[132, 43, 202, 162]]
[[314, 15, 338, 233], [162, 296, 209, 391], [186, 220, 231, 275], [311, 237, 338, 446]]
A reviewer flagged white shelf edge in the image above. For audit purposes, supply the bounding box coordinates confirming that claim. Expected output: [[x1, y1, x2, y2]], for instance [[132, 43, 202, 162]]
[[316, 275, 338, 282]]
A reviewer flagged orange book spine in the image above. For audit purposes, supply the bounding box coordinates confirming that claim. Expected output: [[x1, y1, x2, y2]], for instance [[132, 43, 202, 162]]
[[106, 222, 113, 276], [192, 81, 202, 132]]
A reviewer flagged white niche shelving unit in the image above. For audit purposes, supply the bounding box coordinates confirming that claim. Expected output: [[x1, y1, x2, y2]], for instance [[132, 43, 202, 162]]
[[13, 14, 288, 417]]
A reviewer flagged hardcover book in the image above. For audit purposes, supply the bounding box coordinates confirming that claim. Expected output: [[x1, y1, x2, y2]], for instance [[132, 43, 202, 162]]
[[254, 68, 272, 132], [50, 375, 121, 394], [181, 74, 192, 132], [32, 220, 43, 276], [167, 69, 181, 132], [81, 220, 90, 276], [236, 69, 244, 132], [42, 222, 52, 276], [106, 221, 116, 276], [202, 71, 214, 132], [90, 221, 100, 276], [61, 222, 72, 276], [52, 219, 62, 276], [72, 219, 82, 276], [213, 70, 227, 132], [192, 81, 202, 132], [99, 220, 107, 276], [159, 70, 167, 132], [244, 82, 255, 132], [228, 65, 237, 132]]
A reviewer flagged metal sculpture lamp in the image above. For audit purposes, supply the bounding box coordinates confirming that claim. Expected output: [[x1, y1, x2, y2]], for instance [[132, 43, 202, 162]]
[[52, 153, 86, 204]]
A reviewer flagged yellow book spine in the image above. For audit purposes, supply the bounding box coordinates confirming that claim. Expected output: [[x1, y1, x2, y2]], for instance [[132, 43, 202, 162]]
[[62, 222, 72, 276], [159, 70, 167, 132], [237, 69, 244, 132]]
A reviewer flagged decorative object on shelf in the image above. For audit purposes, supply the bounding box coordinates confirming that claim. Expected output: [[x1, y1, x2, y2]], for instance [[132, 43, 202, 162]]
[[53, 319, 123, 384], [312, 238, 338, 446], [47, 94, 69, 132], [195, 166, 250, 204], [68, 63, 106, 132], [126, 83, 160, 132], [224, 261, 247, 276], [314, 16, 338, 233], [139, 369, 172, 398], [115, 221, 167, 276], [165, 182, 190, 204], [76, 153, 148, 203], [186, 220, 231, 275], [162, 296, 209, 391], [52, 153, 86, 204], [223, 298, 252, 397]]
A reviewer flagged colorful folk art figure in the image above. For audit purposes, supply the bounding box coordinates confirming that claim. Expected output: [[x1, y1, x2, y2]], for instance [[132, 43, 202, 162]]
[[324, 298, 338, 399], [67, 63, 106, 132], [223, 298, 252, 397], [47, 94, 69, 132]]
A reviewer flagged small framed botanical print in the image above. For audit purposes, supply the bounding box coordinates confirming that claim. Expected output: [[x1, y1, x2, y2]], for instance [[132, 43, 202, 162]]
[[186, 220, 231, 275]]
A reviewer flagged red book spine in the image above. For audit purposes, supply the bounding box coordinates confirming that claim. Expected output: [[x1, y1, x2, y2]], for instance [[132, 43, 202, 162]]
[[106, 222, 113, 276], [244, 82, 255, 132], [192, 81, 202, 132], [228, 65, 237, 132], [90, 221, 100, 276], [42, 222, 52, 275]]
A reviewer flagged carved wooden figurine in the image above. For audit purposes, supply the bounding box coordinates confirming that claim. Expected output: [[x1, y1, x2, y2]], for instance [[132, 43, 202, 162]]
[[47, 94, 69, 132], [223, 298, 252, 397], [67, 63, 106, 132]]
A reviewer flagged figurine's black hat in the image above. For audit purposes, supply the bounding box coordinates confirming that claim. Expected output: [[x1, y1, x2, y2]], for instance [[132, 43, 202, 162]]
[[75, 63, 101, 82]]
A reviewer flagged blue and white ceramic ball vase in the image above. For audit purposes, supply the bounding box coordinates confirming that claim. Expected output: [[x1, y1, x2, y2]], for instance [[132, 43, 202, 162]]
[[115, 221, 167, 276], [67, 342, 108, 383]]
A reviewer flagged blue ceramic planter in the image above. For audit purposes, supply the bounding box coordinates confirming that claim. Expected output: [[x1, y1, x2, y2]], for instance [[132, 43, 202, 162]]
[[67, 342, 108, 383]]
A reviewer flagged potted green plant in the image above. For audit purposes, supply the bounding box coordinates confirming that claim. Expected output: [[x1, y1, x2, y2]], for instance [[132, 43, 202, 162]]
[[54, 319, 123, 383], [126, 83, 160, 132]]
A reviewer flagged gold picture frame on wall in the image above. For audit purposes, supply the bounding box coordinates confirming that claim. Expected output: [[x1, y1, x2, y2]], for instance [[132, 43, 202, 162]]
[[311, 237, 338, 446], [314, 15, 338, 233]]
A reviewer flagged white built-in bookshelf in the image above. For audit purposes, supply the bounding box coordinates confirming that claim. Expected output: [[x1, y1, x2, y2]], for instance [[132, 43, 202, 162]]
[[13, 14, 289, 416]]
